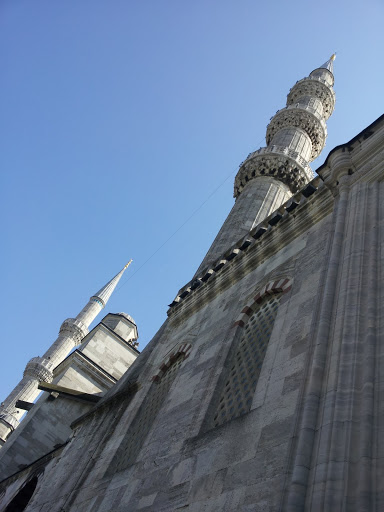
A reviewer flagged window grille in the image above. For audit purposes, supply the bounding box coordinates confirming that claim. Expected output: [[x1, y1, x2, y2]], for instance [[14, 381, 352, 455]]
[[212, 294, 281, 428], [113, 354, 184, 472]]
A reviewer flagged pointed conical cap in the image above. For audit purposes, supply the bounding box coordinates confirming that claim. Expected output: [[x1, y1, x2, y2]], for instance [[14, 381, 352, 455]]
[[319, 53, 336, 74], [91, 260, 132, 307]]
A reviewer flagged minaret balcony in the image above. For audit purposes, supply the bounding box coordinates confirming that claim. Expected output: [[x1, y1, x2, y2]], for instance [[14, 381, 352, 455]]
[[234, 150, 313, 197], [23, 357, 54, 383], [240, 146, 312, 176], [0, 410, 19, 430], [266, 105, 327, 160], [59, 318, 89, 343], [287, 78, 335, 119]]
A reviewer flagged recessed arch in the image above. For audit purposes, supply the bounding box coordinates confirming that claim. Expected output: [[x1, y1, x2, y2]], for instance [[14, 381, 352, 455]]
[[233, 277, 292, 328], [151, 343, 192, 382], [109, 348, 190, 474], [208, 277, 292, 429]]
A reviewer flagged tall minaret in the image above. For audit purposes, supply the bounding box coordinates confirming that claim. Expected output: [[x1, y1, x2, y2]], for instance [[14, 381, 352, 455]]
[[195, 55, 336, 276], [0, 261, 132, 447]]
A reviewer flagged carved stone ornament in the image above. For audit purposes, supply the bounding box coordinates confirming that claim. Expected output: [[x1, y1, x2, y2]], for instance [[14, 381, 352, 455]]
[[23, 357, 54, 383], [59, 318, 88, 343], [266, 107, 327, 160], [287, 78, 335, 119], [234, 152, 314, 197], [0, 410, 19, 429]]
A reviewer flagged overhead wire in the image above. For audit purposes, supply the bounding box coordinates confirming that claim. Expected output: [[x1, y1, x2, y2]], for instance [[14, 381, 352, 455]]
[[115, 134, 266, 293]]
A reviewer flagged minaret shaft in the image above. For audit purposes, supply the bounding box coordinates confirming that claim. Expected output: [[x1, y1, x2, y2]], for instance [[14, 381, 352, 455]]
[[196, 56, 336, 276], [76, 298, 103, 326], [195, 177, 291, 276], [0, 263, 131, 446]]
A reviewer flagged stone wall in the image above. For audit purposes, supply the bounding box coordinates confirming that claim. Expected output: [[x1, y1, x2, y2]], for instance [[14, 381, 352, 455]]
[[17, 206, 331, 511], [1, 115, 383, 512]]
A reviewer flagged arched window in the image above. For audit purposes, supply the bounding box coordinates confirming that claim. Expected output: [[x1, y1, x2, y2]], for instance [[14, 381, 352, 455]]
[[4, 476, 38, 512], [211, 289, 284, 428], [112, 353, 186, 472]]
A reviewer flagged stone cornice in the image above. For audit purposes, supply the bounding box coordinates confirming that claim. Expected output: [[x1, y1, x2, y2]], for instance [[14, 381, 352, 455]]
[[79, 321, 140, 354], [52, 350, 116, 389], [98, 323, 140, 352], [168, 175, 333, 325], [167, 115, 384, 326], [317, 114, 384, 191]]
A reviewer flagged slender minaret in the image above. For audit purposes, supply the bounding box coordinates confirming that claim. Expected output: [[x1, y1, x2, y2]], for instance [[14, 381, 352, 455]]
[[195, 55, 336, 276], [0, 261, 132, 447]]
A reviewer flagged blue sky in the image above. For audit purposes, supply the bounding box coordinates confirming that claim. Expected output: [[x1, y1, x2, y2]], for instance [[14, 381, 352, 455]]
[[1, 0, 383, 400]]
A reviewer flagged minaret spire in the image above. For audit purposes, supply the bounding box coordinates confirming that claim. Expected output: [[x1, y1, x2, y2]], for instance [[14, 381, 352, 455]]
[[0, 262, 132, 447], [93, 260, 133, 306], [319, 53, 336, 73], [194, 56, 336, 276], [76, 260, 132, 326]]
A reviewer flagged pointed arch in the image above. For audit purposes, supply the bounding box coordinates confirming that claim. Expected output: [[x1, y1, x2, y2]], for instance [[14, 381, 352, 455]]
[[151, 343, 192, 382], [233, 277, 293, 328], [208, 277, 292, 429], [109, 347, 190, 474]]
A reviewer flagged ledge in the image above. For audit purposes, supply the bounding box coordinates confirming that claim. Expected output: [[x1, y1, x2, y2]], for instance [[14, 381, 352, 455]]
[[37, 382, 102, 404], [168, 174, 324, 314], [167, 114, 384, 320]]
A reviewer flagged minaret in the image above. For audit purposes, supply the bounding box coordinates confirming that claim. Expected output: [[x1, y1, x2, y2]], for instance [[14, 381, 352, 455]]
[[195, 55, 336, 276], [0, 261, 132, 447]]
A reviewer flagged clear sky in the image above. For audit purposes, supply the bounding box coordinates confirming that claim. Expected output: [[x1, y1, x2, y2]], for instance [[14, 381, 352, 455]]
[[1, 0, 383, 401]]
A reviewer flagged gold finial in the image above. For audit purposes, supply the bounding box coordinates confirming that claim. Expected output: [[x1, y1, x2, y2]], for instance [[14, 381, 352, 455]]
[[124, 259, 133, 270], [330, 53, 336, 61]]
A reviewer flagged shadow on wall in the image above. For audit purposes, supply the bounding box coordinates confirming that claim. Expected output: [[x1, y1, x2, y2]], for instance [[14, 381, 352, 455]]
[[4, 476, 38, 512]]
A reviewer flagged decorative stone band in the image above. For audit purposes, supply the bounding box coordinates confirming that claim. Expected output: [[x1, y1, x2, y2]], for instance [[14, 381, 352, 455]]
[[0, 410, 20, 430], [233, 277, 293, 328], [239, 145, 312, 175], [266, 107, 327, 160], [151, 343, 192, 382], [287, 78, 335, 119], [23, 357, 54, 383], [59, 318, 89, 345], [235, 152, 313, 197], [168, 176, 322, 312], [90, 296, 105, 308]]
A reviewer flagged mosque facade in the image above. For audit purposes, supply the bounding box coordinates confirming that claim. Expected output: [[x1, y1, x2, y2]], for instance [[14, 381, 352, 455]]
[[1, 56, 384, 511]]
